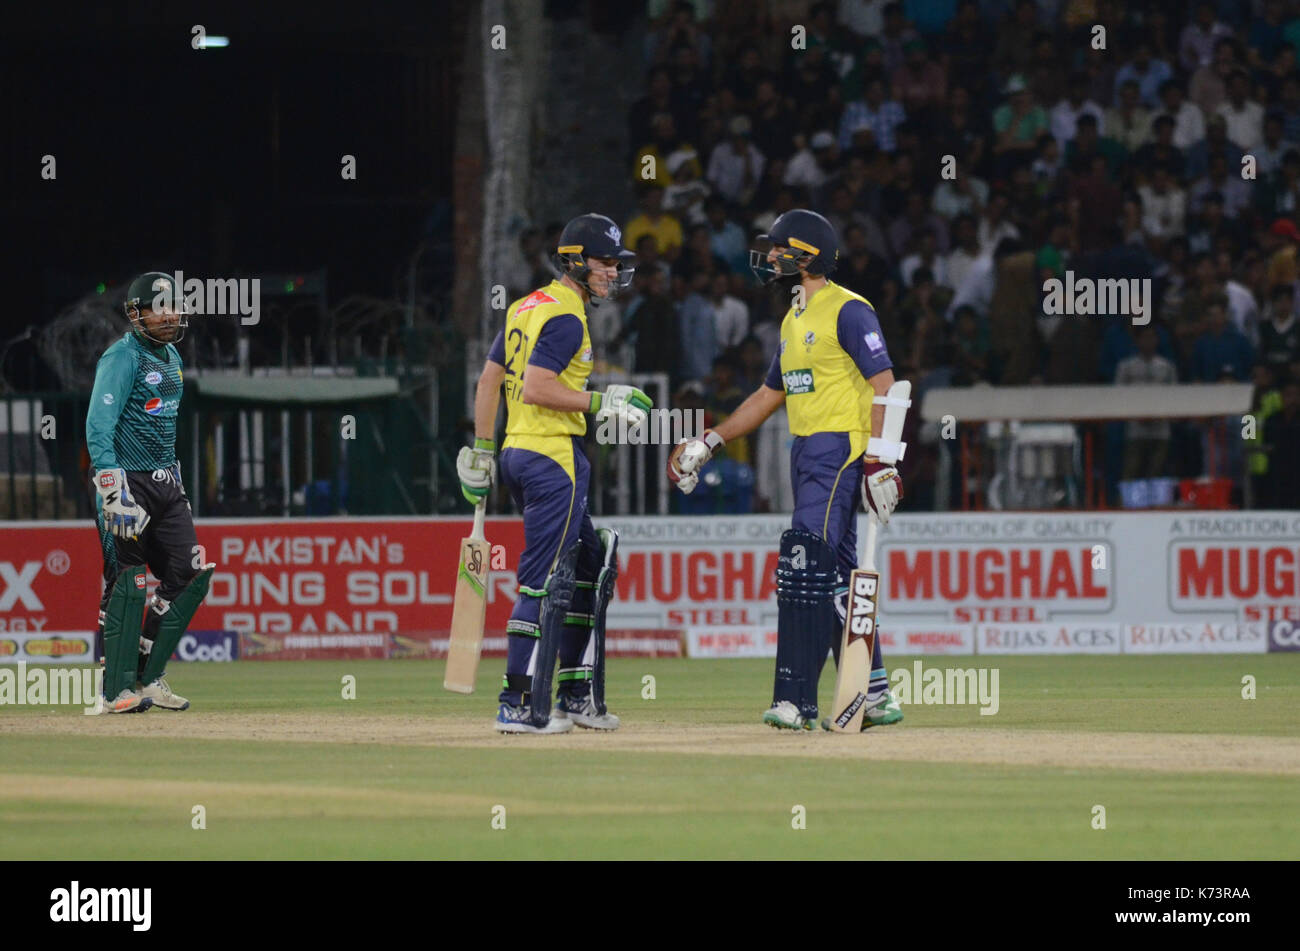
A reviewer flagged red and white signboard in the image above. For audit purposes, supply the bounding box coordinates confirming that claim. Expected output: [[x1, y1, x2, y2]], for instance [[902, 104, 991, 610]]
[[3, 512, 1292, 659]]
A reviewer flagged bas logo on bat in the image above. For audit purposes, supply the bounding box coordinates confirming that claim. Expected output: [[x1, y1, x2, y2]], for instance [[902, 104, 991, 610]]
[[848, 573, 878, 637]]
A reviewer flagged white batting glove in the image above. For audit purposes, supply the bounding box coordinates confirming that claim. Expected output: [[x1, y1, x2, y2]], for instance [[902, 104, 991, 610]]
[[862, 460, 903, 524], [668, 430, 725, 494], [457, 440, 496, 505], [95, 467, 151, 539], [590, 384, 652, 429]]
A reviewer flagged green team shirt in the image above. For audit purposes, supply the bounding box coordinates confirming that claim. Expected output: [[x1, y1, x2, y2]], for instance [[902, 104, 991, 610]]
[[85, 332, 184, 471]]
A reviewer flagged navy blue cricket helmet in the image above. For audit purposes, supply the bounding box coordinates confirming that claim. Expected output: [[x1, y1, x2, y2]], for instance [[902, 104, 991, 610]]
[[553, 213, 636, 306], [749, 209, 839, 283]]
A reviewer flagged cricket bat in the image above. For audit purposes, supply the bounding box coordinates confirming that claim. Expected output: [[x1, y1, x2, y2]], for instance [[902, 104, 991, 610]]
[[828, 513, 880, 732], [443, 502, 490, 694]]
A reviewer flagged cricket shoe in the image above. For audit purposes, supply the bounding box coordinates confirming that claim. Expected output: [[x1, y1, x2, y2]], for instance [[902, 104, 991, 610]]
[[553, 692, 620, 731], [140, 678, 189, 711], [494, 703, 575, 734], [819, 690, 905, 732], [100, 689, 153, 715], [762, 700, 815, 731]]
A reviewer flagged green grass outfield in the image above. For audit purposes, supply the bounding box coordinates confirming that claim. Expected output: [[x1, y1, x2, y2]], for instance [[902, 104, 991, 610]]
[[1, 655, 1297, 859]]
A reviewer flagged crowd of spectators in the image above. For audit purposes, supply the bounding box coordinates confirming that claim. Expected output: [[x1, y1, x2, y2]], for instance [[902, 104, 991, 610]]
[[518, 0, 1300, 509]]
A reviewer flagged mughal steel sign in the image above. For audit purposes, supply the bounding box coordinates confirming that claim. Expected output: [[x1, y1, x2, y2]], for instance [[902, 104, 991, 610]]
[[3, 512, 1291, 658]]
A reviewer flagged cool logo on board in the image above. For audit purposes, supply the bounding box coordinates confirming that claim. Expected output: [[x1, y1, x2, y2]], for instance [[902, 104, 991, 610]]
[[175, 633, 235, 662]]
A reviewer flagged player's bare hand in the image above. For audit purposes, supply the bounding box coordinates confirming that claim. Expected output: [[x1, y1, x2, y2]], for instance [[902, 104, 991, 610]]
[[862, 459, 903, 524], [457, 439, 496, 505], [668, 429, 724, 494]]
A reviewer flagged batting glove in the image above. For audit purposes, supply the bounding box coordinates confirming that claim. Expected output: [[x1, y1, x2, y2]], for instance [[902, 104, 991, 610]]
[[862, 459, 903, 524], [590, 384, 652, 429], [95, 467, 151, 539], [457, 438, 496, 505], [668, 429, 725, 494]]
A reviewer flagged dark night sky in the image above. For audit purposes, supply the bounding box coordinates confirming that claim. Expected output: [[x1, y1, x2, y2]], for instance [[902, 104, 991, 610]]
[[1, 1, 460, 349]]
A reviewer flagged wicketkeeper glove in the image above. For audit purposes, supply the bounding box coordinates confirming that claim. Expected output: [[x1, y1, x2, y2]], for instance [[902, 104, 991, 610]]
[[457, 438, 496, 506], [589, 384, 652, 428], [862, 459, 903, 524], [667, 429, 725, 494], [95, 467, 151, 539]]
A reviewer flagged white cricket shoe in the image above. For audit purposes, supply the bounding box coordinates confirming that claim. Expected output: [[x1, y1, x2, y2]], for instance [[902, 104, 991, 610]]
[[494, 703, 575, 734], [553, 692, 621, 730], [762, 700, 815, 731], [141, 678, 190, 711]]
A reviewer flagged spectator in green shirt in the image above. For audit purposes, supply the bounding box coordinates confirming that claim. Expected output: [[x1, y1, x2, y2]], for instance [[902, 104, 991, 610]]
[[993, 74, 1048, 176]]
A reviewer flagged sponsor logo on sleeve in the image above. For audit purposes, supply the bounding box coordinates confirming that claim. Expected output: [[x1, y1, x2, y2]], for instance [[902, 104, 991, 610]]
[[865, 331, 883, 351], [102, 393, 114, 405]]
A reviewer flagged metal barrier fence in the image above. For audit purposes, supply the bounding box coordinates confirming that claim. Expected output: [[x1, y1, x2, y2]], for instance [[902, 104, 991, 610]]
[[1, 387, 463, 521], [0, 393, 93, 520]]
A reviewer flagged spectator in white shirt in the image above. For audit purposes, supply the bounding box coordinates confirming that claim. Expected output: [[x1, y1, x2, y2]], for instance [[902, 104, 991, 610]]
[[1178, 1, 1233, 72], [707, 115, 766, 206], [663, 148, 710, 227], [1105, 79, 1152, 152], [1255, 112, 1297, 177], [709, 272, 749, 351], [1216, 248, 1261, 344], [783, 130, 837, 190], [837, 0, 887, 39], [1050, 71, 1105, 147], [1157, 78, 1205, 149], [977, 190, 1020, 256], [1216, 68, 1266, 151], [901, 230, 949, 289], [1138, 163, 1187, 240], [1190, 153, 1252, 219], [1115, 324, 1177, 479], [931, 172, 989, 220], [942, 213, 982, 295]]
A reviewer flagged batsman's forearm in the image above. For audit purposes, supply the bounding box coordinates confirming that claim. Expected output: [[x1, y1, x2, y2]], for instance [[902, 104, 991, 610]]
[[522, 371, 593, 413], [475, 362, 506, 442], [714, 385, 784, 443]]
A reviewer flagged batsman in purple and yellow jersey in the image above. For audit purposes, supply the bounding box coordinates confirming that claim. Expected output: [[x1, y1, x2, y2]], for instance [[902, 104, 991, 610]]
[[458, 213, 652, 734], [668, 209, 910, 731]]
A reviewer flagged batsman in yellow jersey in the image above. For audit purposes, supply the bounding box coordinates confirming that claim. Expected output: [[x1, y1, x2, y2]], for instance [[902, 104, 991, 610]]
[[669, 210, 909, 730], [458, 214, 652, 734]]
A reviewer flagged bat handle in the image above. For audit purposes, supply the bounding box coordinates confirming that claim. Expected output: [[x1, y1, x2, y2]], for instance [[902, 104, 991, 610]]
[[864, 513, 879, 572], [471, 501, 486, 541]]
